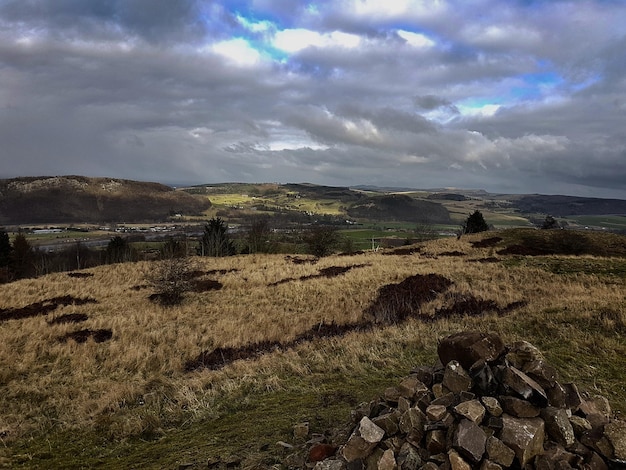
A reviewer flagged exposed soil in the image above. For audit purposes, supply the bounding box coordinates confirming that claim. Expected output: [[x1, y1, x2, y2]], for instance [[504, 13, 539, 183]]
[[466, 257, 500, 263], [205, 268, 239, 275], [338, 250, 365, 256], [382, 246, 422, 256], [471, 237, 503, 248], [47, 313, 89, 325], [67, 272, 94, 278], [190, 279, 223, 293], [438, 251, 466, 257], [269, 264, 369, 286], [0, 296, 98, 322], [59, 328, 113, 343], [365, 273, 453, 324], [285, 255, 318, 265], [497, 244, 546, 256], [130, 284, 150, 291], [433, 294, 527, 320]]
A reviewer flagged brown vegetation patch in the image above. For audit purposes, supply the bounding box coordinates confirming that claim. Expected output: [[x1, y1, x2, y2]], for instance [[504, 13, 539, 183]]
[[0, 296, 98, 322], [497, 244, 546, 256], [269, 264, 369, 286], [47, 313, 89, 325], [186, 321, 372, 372], [190, 279, 223, 293], [466, 257, 500, 263], [67, 272, 94, 278], [284, 255, 318, 265], [382, 246, 422, 256], [433, 294, 527, 320], [59, 328, 112, 343], [470, 236, 503, 248], [365, 274, 453, 324], [438, 251, 466, 257], [130, 284, 150, 291], [205, 268, 239, 276]]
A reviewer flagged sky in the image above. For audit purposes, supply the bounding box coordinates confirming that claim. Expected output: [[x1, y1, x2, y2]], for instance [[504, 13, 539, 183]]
[[1, 0, 626, 198]]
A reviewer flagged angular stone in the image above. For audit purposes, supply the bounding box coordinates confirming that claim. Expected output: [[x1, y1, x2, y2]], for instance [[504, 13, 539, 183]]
[[443, 361, 473, 394], [421, 462, 439, 470], [470, 360, 498, 396], [372, 412, 400, 437], [569, 415, 592, 435], [383, 386, 402, 404], [459, 391, 476, 402], [480, 460, 502, 470], [536, 442, 582, 469], [432, 383, 445, 399], [448, 449, 471, 470], [500, 415, 545, 466], [486, 436, 515, 467], [378, 449, 396, 470], [397, 397, 411, 414], [426, 405, 448, 422], [584, 451, 608, 470], [563, 383, 583, 412], [342, 417, 386, 462], [481, 397, 503, 417], [580, 396, 612, 422], [438, 331, 506, 370], [500, 366, 548, 407], [410, 365, 434, 388], [454, 399, 486, 424], [431, 392, 456, 408], [505, 340, 545, 369], [524, 360, 559, 388], [294, 422, 310, 440], [399, 407, 426, 437], [426, 430, 447, 455], [604, 420, 626, 460], [398, 376, 430, 401], [542, 407, 576, 448], [453, 419, 487, 464], [486, 416, 504, 431], [499, 396, 540, 418], [314, 459, 346, 470], [546, 381, 568, 408], [397, 442, 422, 470], [581, 429, 614, 460]]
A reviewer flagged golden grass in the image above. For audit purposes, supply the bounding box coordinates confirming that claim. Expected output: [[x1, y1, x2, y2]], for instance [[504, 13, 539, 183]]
[[0, 231, 625, 460]]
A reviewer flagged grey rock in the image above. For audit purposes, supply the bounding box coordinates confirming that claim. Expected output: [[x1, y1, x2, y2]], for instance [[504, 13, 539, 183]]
[[399, 376, 430, 401], [524, 359, 559, 388], [426, 430, 447, 455], [372, 411, 400, 437], [454, 399, 486, 424], [499, 396, 540, 418], [314, 459, 347, 470], [470, 360, 498, 396], [604, 420, 626, 460], [399, 407, 426, 436], [378, 449, 396, 470], [342, 417, 386, 462], [486, 436, 515, 467], [563, 383, 583, 412], [426, 405, 448, 422], [442, 361, 472, 394], [431, 392, 456, 408], [437, 331, 505, 370], [506, 341, 545, 369], [541, 407, 576, 448], [569, 415, 592, 435], [500, 366, 548, 407], [479, 459, 502, 470], [448, 449, 471, 470], [500, 414, 545, 466], [397, 442, 422, 470], [453, 419, 487, 464], [481, 397, 503, 417]]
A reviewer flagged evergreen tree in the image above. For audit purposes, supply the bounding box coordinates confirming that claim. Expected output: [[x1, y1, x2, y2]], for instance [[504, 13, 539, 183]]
[[197, 217, 235, 257], [0, 230, 12, 267], [10, 233, 36, 279], [105, 236, 134, 264], [463, 210, 489, 234]]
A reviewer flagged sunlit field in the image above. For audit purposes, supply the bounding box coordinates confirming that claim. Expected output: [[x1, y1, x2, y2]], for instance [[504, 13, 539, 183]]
[[0, 229, 625, 468]]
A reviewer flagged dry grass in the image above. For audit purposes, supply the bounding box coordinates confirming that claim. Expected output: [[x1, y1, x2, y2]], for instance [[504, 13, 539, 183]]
[[0, 230, 625, 467]]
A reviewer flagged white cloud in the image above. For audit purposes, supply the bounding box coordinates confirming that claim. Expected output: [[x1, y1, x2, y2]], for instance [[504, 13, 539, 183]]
[[397, 30, 435, 48], [209, 38, 261, 67], [273, 29, 361, 53]]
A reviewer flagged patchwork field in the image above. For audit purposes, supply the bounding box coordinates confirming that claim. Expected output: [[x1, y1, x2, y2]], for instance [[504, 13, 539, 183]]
[[0, 229, 625, 468]]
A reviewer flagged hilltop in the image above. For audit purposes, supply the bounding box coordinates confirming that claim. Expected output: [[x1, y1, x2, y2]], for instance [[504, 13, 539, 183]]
[[0, 176, 211, 224]]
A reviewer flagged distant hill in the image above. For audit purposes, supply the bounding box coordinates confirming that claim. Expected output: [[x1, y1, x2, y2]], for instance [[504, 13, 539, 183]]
[[347, 194, 451, 224], [0, 176, 211, 224], [512, 195, 626, 216]]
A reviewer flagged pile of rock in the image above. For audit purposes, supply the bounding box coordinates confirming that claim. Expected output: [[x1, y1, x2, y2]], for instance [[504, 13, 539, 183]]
[[309, 331, 626, 469]]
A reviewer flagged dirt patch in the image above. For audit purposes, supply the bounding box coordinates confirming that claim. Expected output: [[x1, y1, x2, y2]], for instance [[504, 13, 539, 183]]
[[67, 272, 94, 278], [59, 328, 112, 343], [433, 294, 527, 320], [466, 257, 500, 263], [365, 274, 453, 324], [438, 251, 466, 257], [382, 246, 422, 256], [0, 296, 98, 322], [205, 268, 239, 275], [471, 237, 503, 248], [47, 313, 89, 325], [186, 321, 372, 372], [130, 284, 150, 291], [497, 244, 546, 256], [269, 264, 369, 286], [190, 279, 223, 293], [285, 255, 318, 265]]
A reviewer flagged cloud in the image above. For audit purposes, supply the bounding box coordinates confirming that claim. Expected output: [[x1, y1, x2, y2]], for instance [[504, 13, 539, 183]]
[[0, 0, 626, 198]]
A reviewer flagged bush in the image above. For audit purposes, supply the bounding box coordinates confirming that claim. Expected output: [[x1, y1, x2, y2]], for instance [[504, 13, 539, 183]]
[[197, 218, 236, 257], [462, 210, 489, 234], [302, 226, 340, 258], [147, 257, 195, 306]]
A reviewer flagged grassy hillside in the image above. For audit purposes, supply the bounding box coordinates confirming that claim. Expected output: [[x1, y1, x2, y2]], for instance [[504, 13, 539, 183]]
[[0, 229, 625, 468], [0, 176, 210, 224]]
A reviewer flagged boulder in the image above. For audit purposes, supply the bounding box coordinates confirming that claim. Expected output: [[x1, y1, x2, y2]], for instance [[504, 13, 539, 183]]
[[438, 331, 505, 370], [341, 417, 385, 462], [453, 419, 487, 464], [499, 415, 545, 466], [443, 361, 472, 394]]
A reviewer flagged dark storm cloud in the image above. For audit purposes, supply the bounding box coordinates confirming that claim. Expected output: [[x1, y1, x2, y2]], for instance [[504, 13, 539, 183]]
[[1, 0, 625, 198]]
